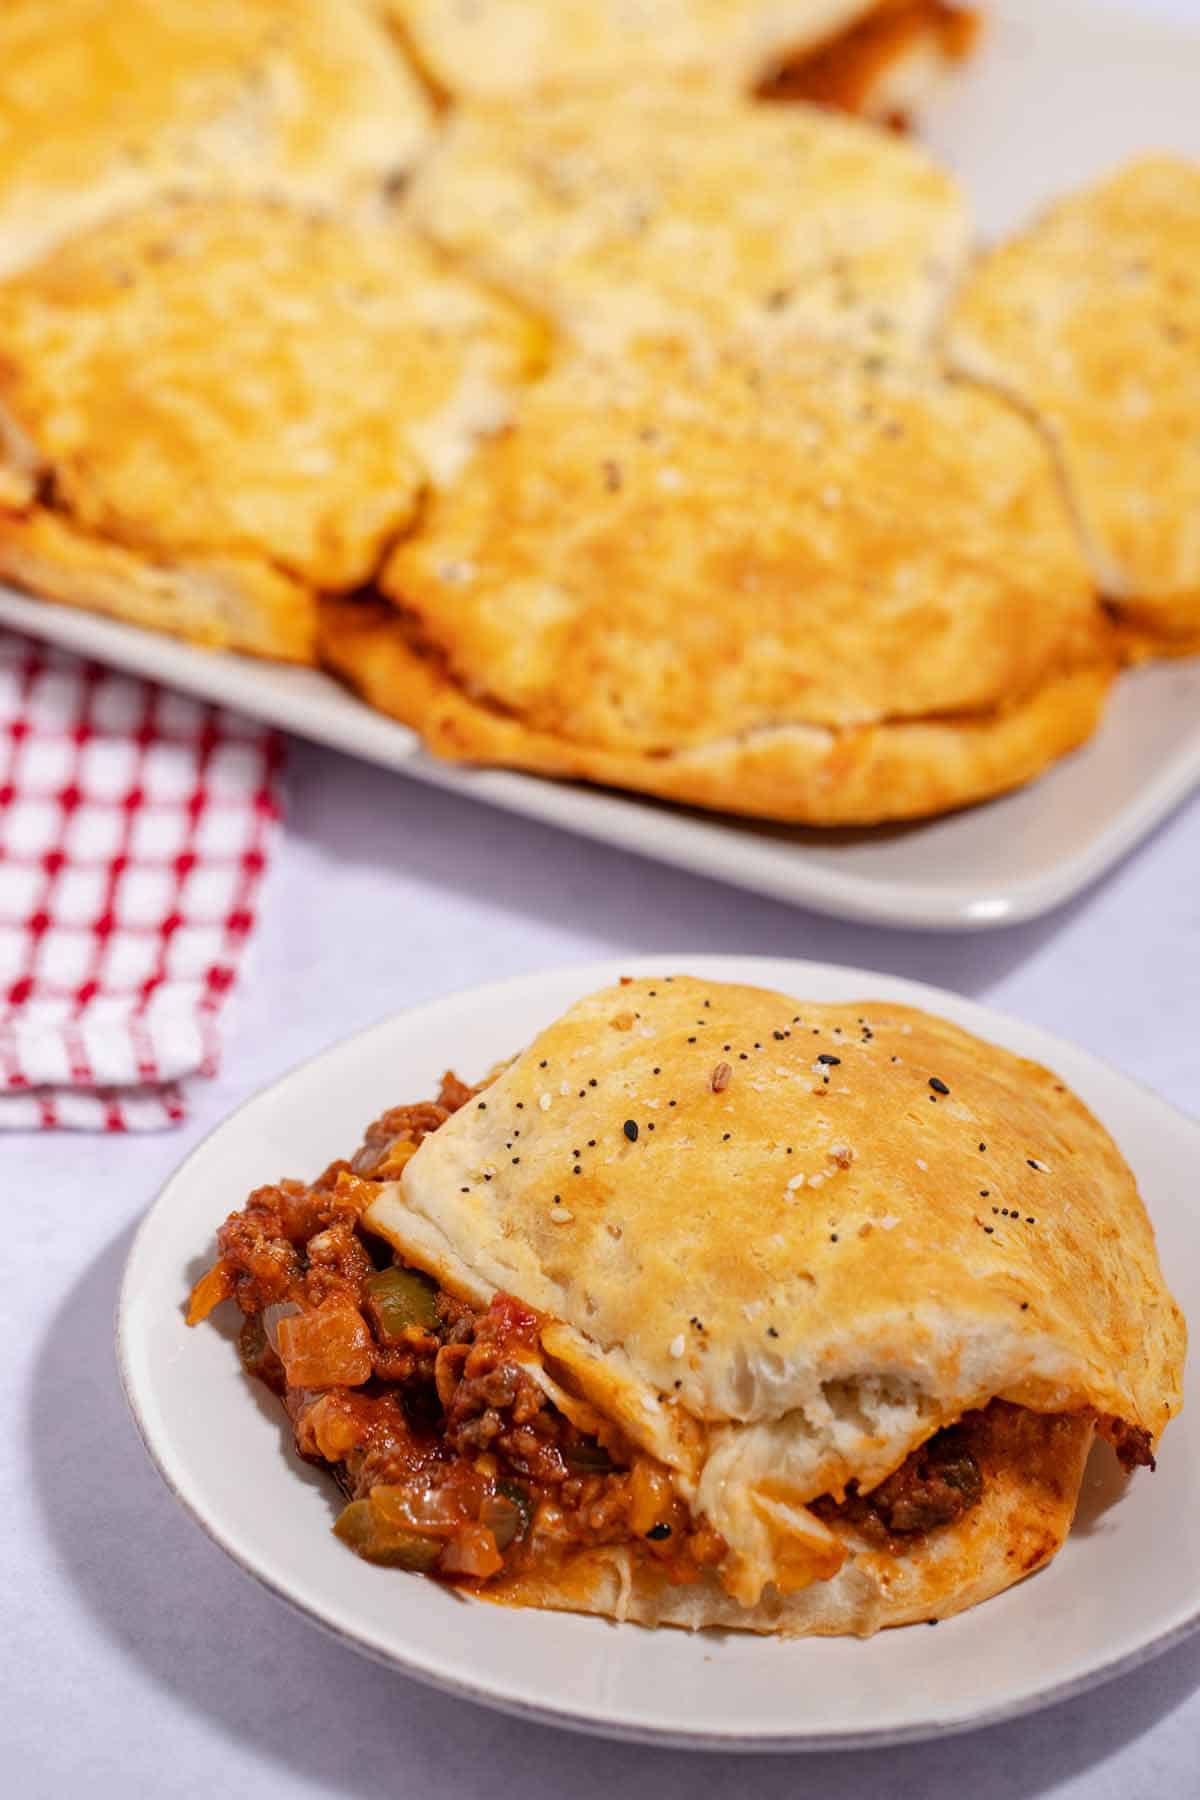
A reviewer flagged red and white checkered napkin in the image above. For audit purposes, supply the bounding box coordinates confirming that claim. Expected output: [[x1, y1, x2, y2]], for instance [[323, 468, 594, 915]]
[[0, 631, 284, 1130]]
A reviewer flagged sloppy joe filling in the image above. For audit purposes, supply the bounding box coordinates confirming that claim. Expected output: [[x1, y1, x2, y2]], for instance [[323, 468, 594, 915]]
[[758, 1, 980, 128], [188, 1074, 725, 1586], [188, 1072, 1107, 1593]]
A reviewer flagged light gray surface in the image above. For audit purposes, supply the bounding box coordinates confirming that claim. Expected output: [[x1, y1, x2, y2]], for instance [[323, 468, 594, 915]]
[[5, 737, 1199, 1796], [5, 0, 1200, 1782]]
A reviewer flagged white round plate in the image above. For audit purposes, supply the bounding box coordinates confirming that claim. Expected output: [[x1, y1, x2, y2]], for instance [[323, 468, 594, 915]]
[[119, 956, 1199, 1750]]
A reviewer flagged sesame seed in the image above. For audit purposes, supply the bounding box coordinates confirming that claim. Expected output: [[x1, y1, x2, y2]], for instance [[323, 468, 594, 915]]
[[1027, 1158, 1051, 1173], [767, 1326, 779, 1339], [624, 1119, 639, 1142], [711, 1061, 732, 1092], [929, 1077, 950, 1095], [817, 1054, 841, 1066], [669, 1334, 686, 1358]]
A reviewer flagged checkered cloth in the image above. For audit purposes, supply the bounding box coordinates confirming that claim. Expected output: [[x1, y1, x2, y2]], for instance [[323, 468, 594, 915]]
[[0, 631, 283, 1129]]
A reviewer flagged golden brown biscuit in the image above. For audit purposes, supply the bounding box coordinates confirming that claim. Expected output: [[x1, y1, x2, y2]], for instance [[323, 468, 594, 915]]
[[0, 198, 541, 659], [320, 601, 1112, 823], [321, 342, 1112, 823], [387, 0, 971, 116], [948, 156, 1200, 654], [0, 0, 434, 277], [408, 91, 971, 358], [363, 975, 1183, 1629]]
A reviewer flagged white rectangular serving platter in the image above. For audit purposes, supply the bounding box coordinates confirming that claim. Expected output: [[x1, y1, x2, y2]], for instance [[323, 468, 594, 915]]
[[2, 0, 1198, 933]]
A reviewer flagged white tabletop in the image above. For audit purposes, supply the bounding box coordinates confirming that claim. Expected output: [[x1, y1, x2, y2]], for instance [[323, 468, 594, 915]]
[[5, 737, 1198, 1795]]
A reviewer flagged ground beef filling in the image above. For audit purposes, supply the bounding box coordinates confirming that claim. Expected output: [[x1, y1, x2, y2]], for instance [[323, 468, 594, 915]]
[[187, 1074, 726, 1587], [813, 1420, 984, 1551]]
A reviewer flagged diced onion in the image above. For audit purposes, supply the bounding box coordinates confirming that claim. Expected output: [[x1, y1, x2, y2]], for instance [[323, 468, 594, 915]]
[[261, 1301, 301, 1352], [439, 1524, 503, 1580]]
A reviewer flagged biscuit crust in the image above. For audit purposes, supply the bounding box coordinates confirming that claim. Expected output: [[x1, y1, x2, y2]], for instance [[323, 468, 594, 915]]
[[320, 594, 1111, 824], [0, 198, 540, 657], [365, 976, 1183, 1615], [490, 1409, 1095, 1636], [948, 156, 1200, 653], [388, 1, 883, 102], [320, 342, 1112, 823], [0, 0, 433, 276], [408, 90, 971, 358]]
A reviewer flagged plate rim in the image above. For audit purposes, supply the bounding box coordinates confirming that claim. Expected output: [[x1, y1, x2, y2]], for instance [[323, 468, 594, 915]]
[[5, 588, 1199, 935], [117, 953, 1200, 1751]]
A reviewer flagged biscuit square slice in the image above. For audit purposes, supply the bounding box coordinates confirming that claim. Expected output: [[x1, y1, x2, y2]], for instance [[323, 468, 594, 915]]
[[0, 198, 542, 660], [389, 0, 975, 116], [0, 0, 434, 276], [408, 90, 971, 360], [322, 341, 1113, 824], [947, 156, 1200, 655]]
